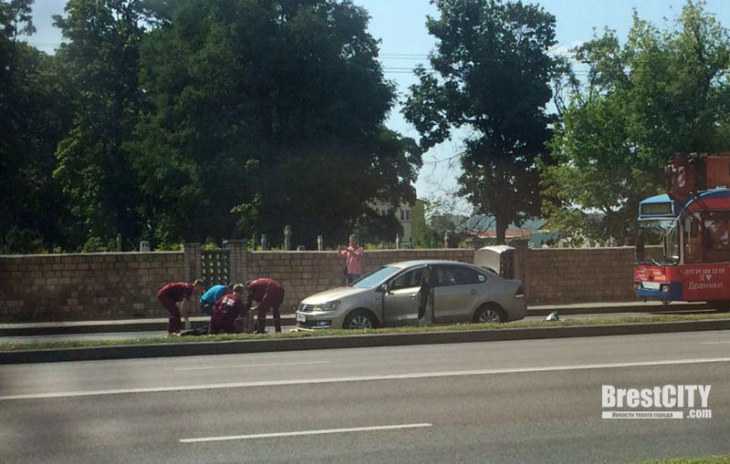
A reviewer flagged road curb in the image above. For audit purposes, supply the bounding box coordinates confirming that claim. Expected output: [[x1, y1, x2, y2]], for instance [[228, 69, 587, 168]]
[[0, 318, 297, 336], [0, 304, 712, 336], [525, 303, 710, 316], [2, 319, 730, 364]]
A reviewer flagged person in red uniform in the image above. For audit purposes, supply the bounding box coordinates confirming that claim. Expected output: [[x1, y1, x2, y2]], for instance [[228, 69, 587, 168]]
[[157, 279, 204, 335], [209, 284, 248, 334], [246, 278, 285, 334]]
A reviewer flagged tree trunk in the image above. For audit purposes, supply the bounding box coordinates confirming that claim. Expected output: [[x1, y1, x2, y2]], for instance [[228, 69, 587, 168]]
[[496, 214, 507, 245], [494, 159, 508, 245]]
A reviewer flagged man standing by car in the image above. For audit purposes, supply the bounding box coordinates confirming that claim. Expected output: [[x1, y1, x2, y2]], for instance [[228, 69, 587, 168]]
[[417, 265, 434, 326], [339, 234, 364, 286], [157, 279, 204, 335], [246, 278, 285, 334]]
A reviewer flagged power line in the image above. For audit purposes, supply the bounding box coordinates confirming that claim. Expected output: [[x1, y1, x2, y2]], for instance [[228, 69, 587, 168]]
[[380, 52, 430, 57], [381, 57, 430, 61], [422, 152, 464, 166]]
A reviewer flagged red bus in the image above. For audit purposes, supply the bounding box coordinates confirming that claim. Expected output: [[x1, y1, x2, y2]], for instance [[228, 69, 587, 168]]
[[634, 153, 730, 304]]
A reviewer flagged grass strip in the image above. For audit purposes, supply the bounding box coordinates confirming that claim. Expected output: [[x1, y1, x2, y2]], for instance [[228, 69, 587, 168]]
[[637, 456, 730, 464], [2, 312, 730, 352]]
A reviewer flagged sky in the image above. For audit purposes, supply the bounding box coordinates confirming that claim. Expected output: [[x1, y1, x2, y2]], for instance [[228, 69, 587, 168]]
[[23, 0, 730, 214]]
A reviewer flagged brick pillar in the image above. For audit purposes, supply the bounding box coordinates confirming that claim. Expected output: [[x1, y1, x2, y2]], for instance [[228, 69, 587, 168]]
[[513, 241, 528, 283], [242, 249, 250, 284], [227, 239, 247, 285], [183, 242, 201, 282], [516, 245, 531, 302], [183, 242, 201, 314]]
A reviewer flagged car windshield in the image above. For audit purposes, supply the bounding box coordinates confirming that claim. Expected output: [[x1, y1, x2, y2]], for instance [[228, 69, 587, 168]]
[[352, 266, 401, 289]]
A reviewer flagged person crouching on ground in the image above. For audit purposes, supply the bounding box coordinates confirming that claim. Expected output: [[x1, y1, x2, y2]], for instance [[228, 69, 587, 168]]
[[246, 278, 285, 334], [157, 279, 204, 335], [209, 284, 248, 334], [199, 283, 229, 316]]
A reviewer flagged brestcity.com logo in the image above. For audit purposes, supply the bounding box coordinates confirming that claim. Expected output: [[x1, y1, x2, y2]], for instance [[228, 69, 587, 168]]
[[601, 384, 712, 419]]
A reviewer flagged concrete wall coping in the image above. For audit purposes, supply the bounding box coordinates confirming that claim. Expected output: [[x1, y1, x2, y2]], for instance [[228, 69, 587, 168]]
[[248, 248, 471, 255], [0, 251, 184, 259], [0, 248, 473, 259], [528, 246, 634, 253]]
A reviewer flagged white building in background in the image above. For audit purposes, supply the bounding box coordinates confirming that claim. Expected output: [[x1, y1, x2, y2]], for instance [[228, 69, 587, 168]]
[[369, 200, 414, 244]]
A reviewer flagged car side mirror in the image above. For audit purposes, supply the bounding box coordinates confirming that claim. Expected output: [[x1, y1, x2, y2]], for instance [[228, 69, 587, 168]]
[[377, 284, 389, 293]]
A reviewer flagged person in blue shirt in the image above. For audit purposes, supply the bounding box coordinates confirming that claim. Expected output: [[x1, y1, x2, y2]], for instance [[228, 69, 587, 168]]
[[199, 284, 229, 315]]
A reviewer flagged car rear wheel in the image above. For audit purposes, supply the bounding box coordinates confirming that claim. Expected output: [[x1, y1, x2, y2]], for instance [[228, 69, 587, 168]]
[[474, 304, 505, 323], [343, 309, 377, 329]]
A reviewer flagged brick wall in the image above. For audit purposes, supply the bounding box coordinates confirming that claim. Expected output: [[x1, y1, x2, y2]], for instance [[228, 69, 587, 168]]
[[0, 252, 184, 322], [523, 247, 636, 305], [0, 246, 639, 322]]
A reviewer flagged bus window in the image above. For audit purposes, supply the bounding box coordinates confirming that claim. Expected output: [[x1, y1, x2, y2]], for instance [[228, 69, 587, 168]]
[[702, 212, 730, 262], [685, 213, 703, 263], [636, 219, 678, 264], [666, 224, 680, 262]]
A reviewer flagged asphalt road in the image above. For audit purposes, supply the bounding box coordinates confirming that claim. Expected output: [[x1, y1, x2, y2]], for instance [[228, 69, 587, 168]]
[[2, 330, 730, 463]]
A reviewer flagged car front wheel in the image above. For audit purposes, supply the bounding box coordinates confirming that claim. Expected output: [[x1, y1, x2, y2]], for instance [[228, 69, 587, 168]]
[[343, 309, 377, 329]]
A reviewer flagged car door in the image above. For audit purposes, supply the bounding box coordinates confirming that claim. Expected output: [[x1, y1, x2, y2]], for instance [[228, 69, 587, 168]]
[[383, 266, 424, 326], [432, 265, 486, 322]]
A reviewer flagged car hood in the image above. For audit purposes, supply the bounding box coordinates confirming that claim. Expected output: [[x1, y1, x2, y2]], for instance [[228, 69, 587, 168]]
[[301, 286, 371, 305]]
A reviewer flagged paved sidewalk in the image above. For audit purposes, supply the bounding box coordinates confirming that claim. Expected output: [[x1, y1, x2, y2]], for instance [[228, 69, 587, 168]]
[[0, 301, 715, 337], [0, 315, 294, 336]]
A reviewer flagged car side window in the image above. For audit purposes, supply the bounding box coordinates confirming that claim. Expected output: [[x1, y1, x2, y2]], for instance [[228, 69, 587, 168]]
[[437, 266, 483, 286], [433, 266, 454, 287], [453, 267, 479, 285], [389, 268, 424, 290]]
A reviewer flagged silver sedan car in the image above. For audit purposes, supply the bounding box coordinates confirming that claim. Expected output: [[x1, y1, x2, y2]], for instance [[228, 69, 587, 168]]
[[296, 260, 526, 329]]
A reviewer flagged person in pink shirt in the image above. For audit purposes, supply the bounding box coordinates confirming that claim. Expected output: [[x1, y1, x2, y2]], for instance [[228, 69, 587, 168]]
[[339, 234, 364, 286]]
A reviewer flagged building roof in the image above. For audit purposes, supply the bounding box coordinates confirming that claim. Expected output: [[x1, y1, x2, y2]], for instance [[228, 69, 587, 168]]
[[467, 228, 532, 239]]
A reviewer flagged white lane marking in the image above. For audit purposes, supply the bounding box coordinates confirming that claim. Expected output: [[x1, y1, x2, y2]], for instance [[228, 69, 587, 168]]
[[3, 357, 730, 401], [179, 423, 433, 443], [700, 341, 730, 345], [174, 361, 330, 371]]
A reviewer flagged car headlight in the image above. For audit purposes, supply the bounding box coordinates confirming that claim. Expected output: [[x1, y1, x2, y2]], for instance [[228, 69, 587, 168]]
[[313, 301, 339, 312]]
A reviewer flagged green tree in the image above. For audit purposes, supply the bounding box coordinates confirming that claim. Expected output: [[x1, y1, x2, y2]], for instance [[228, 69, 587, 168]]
[[354, 209, 403, 246], [543, 1, 730, 244], [1, 1, 73, 252], [404, 0, 560, 244], [410, 199, 432, 247], [52, 0, 153, 249], [136, 0, 421, 246]]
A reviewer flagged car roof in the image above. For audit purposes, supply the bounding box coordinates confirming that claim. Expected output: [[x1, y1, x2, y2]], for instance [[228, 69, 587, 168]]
[[388, 259, 481, 269]]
